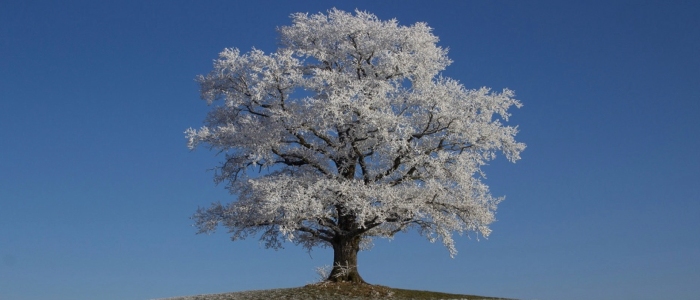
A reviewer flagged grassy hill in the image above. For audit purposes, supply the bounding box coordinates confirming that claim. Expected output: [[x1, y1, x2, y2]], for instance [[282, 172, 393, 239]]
[[156, 282, 516, 300]]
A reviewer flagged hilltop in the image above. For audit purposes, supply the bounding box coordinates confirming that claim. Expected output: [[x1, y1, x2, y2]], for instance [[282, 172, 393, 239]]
[[156, 282, 516, 300]]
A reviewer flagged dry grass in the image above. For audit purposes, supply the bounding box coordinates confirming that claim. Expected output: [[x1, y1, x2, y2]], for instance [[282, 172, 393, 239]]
[[155, 282, 516, 300]]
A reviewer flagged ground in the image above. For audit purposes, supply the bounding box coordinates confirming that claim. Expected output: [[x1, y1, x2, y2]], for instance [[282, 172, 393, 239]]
[[156, 282, 516, 300]]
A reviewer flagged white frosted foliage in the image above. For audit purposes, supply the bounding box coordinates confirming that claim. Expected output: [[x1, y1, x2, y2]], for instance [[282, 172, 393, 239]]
[[187, 9, 525, 258]]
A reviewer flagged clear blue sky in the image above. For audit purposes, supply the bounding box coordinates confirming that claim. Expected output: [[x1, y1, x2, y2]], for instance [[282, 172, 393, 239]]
[[1, 1, 698, 299]]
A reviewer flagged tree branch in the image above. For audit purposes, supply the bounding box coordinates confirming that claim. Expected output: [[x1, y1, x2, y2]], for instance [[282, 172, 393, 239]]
[[271, 148, 330, 176]]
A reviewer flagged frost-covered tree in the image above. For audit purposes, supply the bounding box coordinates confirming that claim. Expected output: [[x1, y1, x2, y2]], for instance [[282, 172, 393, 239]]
[[187, 9, 524, 283]]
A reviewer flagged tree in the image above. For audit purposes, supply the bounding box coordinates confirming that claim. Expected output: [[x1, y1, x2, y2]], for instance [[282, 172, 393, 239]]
[[186, 8, 525, 283]]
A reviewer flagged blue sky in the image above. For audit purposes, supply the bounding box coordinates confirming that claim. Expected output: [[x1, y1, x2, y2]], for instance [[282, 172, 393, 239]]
[[1, 1, 699, 299]]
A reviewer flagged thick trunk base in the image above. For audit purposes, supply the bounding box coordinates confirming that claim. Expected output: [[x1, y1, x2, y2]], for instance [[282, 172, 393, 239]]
[[327, 235, 366, 284], [326, 270, 365, 283]]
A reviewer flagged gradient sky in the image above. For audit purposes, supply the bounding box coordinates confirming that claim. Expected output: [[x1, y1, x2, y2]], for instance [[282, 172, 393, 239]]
[[1, 1, 699, 300]]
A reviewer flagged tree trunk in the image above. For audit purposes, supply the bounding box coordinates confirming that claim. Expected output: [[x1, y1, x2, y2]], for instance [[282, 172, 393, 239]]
[[327, 235, 365, 283]]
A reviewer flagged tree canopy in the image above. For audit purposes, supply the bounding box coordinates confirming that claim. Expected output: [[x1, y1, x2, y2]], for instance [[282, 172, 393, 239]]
[[187, 8, 525, 282]]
